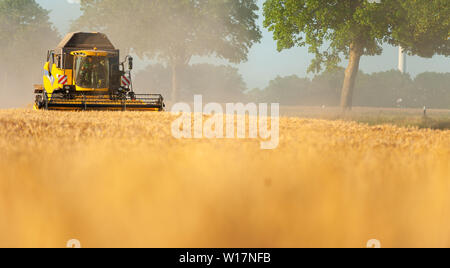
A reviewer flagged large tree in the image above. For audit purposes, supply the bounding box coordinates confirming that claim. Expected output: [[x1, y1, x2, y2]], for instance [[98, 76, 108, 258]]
[[263, 0, 449, 110], [0, 0, 58, 107], [73, 0, 262, 101]]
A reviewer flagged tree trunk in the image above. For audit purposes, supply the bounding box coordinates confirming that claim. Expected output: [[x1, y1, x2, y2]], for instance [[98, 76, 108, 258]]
[[0, 72, 4, 91], [3, 72, 8, 92], [171, 64, 178, 102], [1, 72, 8, 108], [341, 43, 362, 111]]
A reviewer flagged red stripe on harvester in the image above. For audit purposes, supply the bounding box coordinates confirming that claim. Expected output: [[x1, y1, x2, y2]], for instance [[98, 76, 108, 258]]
[[58, 75, 67, 85], [121, 76, 130, 86]]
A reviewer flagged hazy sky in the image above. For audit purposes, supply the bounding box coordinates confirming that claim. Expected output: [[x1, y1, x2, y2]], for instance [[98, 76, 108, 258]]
[[37, 0, 449, 89]]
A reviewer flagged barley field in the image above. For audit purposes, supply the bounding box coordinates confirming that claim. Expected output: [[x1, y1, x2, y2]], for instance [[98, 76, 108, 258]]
[[0, 108, 449, 248]]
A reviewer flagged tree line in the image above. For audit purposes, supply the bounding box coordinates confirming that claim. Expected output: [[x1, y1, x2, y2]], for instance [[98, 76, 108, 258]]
[[0, 0, 448, 110], [249, 70, 450, 109], [135, 64, 450, 109], [73, 0, 449, 109], [134, 63, 247, 103]]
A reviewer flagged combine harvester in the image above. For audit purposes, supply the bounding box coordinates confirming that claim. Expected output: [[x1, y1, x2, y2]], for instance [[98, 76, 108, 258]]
[[34, 32, 165, 111]]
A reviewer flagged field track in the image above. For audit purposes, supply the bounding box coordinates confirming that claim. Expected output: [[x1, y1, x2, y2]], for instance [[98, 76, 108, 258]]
[[0, 109, 449, 247]]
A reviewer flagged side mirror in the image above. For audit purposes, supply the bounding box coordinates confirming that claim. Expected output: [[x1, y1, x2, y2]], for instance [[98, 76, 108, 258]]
[[128, 56, 133, 70]]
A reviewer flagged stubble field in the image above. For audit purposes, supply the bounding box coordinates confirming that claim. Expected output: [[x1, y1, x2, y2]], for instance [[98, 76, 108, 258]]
[[0, 108, 449, 247]]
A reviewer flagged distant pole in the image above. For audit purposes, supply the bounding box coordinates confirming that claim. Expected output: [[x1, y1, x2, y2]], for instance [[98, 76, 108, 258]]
[[398, 46, 406, 74]]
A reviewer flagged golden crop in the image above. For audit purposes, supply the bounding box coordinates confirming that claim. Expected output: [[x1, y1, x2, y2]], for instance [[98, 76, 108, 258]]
[[0, 109, 449, 248]]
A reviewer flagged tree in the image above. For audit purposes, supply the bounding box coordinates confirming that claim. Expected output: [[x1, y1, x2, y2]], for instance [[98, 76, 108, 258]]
[[134, 64, 172, 97], [354, 70, 415, 108], [182, 64, 247, 102], [263, 0, 449, 110], [414, 72, 450, 109], [309, 68, 346, 106], [73, 0, 262, 101], [263, 75, 310, 105], [134, 63, 247, 102], [0, 0, 58, 107]]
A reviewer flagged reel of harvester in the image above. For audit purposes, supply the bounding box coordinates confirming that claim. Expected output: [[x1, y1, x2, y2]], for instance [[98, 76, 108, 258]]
[[35, 91, 165, 112]]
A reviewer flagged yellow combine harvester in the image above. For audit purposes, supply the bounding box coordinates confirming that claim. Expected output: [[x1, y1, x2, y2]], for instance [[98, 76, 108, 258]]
[[34, 32, 165, 111]]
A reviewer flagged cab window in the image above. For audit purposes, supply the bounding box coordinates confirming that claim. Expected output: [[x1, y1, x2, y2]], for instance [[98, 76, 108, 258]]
[[74, 56, 110, 89]]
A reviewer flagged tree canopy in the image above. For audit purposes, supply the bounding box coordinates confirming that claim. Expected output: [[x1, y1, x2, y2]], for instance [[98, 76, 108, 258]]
[[0, 0, 58, 64], [73, 0, 262, 101], [264, 0, 387, 72], [386, 0, 449, 57]]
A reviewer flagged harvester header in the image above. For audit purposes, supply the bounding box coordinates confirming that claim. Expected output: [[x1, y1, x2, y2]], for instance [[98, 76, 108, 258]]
[[34, 32, 165, 111]]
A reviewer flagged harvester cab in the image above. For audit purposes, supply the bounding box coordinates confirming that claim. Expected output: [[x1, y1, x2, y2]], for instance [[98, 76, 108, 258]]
[[34, 32, 165, 111]]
